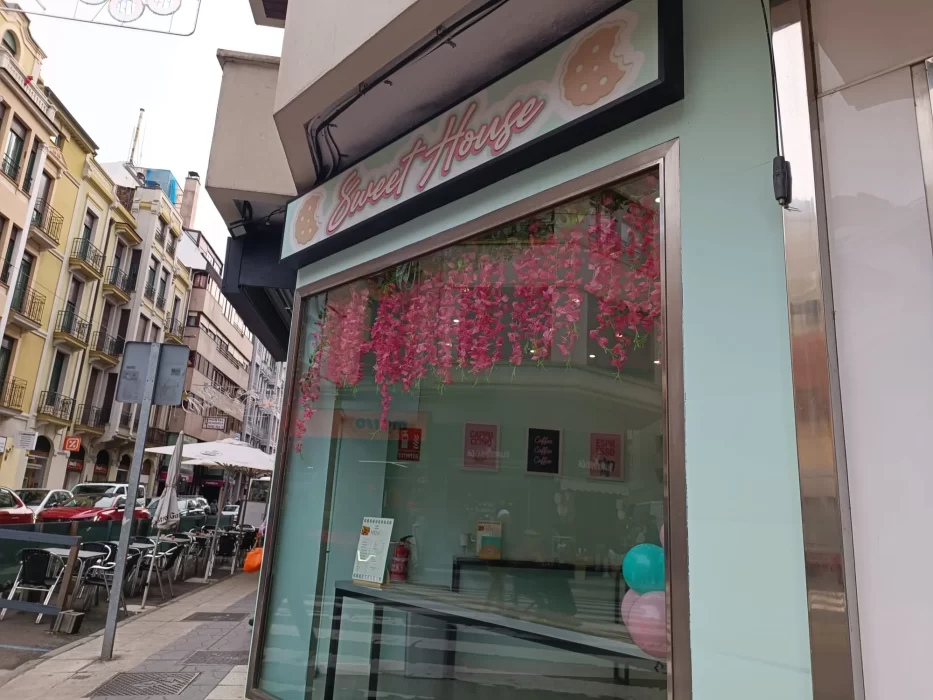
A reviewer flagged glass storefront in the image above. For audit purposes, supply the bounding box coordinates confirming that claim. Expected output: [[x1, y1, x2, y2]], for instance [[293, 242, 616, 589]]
[[258, 167, 673, 699]]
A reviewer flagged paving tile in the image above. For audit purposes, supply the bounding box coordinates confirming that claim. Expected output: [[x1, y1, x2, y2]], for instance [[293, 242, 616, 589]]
[[204, 685, 246, 700]]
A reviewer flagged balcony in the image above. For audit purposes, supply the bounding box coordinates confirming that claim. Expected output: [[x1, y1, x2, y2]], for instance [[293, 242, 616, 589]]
[[166, 237, 177, 258], [37, 391, 75, 425], [54, 309, 91, 349], [69, 238, 104, 279], [154, 227, 166, 246], [1, 154, 20, 183], [89, 330, 124, 367], [156, 291, 166, 310], [102, 266, 132, 304], [0, 47, 56, 121], [10, 284, 45, 330], [0, 377, 26, 411], [146, 426, 168, 445], [76, 404, 107, 434], [164, 316, 185, 344], [144, 282, 155, 301], [29, 199, 63, 249], [119, 406, 133, 431]]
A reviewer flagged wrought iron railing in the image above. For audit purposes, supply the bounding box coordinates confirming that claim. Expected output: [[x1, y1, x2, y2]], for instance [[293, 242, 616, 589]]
[[55, 309, 91, 343], [144, 282, 155, 300], [11, 283, 45, 324], [166, 316, 185, 338], [37, 391, 75, 421], [167, 237, 177, 257], [119, 406, 132, 430], [76, 404, 106, 430], [30, 199, 63, 244], [91, 330, 124, 358], [71, 238, 105, 274], [105, 266, 132, 294], [147, 427, 168, 445], [1, 154, 20, 182], [0, 377, 26, 410]]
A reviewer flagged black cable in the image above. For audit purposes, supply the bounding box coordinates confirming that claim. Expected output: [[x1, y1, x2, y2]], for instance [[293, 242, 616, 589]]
[[760, 0, 784, 157]]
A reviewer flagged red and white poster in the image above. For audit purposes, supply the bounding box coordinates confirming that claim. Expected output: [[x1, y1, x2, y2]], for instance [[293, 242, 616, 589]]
[[396, 428, 422, 462], [464, 424, 499, 471], [589, 433, 623, 480]]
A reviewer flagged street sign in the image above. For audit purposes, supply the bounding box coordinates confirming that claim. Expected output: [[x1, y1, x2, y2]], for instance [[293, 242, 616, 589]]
[[0, 437, 8, 452], [117, 342, 187, 405], [204, 416, 227, 431], [153, 344, 189, 405], [14, 431, 37, 450], [63, 436, 82, 453]]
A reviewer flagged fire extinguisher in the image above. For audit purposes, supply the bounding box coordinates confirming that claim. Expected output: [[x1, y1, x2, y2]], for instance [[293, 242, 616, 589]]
[[390, 536, 412, 582]]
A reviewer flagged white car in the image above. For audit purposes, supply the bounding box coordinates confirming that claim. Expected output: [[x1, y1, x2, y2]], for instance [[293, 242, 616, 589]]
[[72, 482, 146, 507], [16, 488, 73, 515]]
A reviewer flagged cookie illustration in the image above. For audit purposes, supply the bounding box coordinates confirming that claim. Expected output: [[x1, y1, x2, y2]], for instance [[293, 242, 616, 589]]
[[561, 23, 627, 107], [294, 192, 323, 245]]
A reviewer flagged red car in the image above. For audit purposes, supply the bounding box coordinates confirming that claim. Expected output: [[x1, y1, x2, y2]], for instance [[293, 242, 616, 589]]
[[0, 487, 35, 524], [36, 493, 151, 523]]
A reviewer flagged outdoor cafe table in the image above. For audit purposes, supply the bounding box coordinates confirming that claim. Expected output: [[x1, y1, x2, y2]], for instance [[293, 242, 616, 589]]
[[323, 580, 663, 700], [42, 548, 105, 608]]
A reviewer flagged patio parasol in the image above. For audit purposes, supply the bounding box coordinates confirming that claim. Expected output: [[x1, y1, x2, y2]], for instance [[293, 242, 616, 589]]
[[141, 432, 184, 609], [145, 439, 274, 578]]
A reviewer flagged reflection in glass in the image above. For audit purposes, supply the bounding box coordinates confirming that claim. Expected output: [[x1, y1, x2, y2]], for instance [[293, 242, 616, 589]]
[[260, 168, 667, 699]]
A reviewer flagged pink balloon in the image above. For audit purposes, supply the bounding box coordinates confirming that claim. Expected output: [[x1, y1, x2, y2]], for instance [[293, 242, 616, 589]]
[[627, 591, 668, 659], [620, 588, 640, 626]]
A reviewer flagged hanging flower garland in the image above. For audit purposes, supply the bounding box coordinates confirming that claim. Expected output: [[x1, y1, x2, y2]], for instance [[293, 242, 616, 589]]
[[291, 184, 663, 448]]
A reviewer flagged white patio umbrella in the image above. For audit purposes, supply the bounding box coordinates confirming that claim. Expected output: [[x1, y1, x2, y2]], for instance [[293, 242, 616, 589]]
[[141, 432, 184, 609], [145, 439, 275, 578]]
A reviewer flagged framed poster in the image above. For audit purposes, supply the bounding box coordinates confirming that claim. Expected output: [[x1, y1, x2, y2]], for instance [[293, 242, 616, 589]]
[[464, 424, 499, 470], [526, 428, 561, 475], [589, 433, 624, 480]]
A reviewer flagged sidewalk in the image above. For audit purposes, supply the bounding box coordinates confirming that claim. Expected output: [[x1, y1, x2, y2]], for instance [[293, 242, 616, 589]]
[[0, 573, 257, 700]]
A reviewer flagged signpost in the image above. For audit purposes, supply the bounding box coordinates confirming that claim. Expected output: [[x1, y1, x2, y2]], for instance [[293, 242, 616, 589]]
[[101, 342, 187, 661]]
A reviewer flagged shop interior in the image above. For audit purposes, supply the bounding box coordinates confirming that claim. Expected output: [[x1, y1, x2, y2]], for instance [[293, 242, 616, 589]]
[[259, 169, 669, 699]]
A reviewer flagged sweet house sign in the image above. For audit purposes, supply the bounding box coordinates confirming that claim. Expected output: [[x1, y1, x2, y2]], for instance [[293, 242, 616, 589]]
[[283, 0, 664, 259]]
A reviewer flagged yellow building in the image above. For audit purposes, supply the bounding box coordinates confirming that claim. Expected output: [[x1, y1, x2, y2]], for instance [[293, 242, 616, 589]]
[[0, 5, 194, 489], [0, 4, 66, 488]]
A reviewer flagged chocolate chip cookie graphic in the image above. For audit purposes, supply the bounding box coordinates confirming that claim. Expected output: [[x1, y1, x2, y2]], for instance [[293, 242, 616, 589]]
[[294, 192, 323, 245], [562, 23, 628, 107]]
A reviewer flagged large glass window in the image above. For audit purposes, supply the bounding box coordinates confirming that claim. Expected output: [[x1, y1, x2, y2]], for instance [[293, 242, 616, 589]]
[[258, 167, 670, 700]]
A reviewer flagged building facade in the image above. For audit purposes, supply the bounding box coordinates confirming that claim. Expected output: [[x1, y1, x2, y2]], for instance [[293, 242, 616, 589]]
[[206, 1, 933, 700], [243, 341, 284, 456]]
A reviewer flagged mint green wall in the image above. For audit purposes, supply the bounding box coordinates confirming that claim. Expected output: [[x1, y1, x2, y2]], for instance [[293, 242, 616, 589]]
[[292, 0, 812, 698]]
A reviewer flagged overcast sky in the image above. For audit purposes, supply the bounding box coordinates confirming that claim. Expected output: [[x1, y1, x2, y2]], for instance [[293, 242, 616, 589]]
[[28, 1, 283, 260]]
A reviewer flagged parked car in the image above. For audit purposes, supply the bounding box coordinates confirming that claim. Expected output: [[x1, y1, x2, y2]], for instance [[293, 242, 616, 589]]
[[36, 493, 150, 523], [221, 504, 240, 518], [71, 482, 146, 507], [16, 488, 73, 516], [146, 496, 209, 518], [0, 487, 34, 524]]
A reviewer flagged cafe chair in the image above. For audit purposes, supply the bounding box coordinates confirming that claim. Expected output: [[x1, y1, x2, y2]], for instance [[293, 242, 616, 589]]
[[80, 549, 141, 617], [1, 549, 65, 623], [141, 545, 182, 601], [215, 533, 238, 569], [73, 543, 113, 602], [238, 529, 258, 566]]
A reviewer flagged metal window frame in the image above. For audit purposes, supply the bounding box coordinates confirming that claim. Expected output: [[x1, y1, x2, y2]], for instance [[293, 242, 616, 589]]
[[772, 1, 864, 699], [246, 139, 690, 699]]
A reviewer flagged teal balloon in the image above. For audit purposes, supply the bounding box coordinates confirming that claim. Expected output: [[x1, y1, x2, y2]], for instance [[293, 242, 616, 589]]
[[622, 544, 665, 594]]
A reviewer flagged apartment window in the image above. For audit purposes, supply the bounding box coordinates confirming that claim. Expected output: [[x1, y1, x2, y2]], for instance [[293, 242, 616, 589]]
[[156, 270, 168, 308], [145, 261, 157, 299], [0, 335, 14, 388], [2, 31, 18, 56], [23, 143, 37, 193], [193, 271, 207, 288], [3, 119, 26, 180], [47, 350, 68, 395], [137, 316, 149, 342], [82, 210, 98, 240], [186, 313, 198, 327], [149, 324, 160, 342], [2, 226, 18, 285]]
